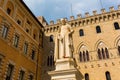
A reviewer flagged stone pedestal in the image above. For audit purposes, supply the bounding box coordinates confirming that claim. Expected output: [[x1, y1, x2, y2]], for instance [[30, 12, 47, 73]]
[[48, 58, 81, 80]]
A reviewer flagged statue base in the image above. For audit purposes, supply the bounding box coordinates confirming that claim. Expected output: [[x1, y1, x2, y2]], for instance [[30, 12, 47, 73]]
[[48, 58, 82, 80]]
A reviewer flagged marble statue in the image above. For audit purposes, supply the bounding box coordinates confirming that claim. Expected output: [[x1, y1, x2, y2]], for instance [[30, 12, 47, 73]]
[[54, 18, 74, 60]]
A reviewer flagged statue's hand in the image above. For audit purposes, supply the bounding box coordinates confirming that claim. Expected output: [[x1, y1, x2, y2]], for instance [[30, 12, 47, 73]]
[[71, 29, 74, 33], [70, 30, 74, 34], [68, 29, 74, 35]]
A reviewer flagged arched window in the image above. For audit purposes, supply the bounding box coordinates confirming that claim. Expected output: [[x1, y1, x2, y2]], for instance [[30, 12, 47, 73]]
[[6, 1, 14, 16], [102, 48, 105, 59], [98, 49, 102, 59], [85, 73, 89, 80], [52, 56, 54, 66], [86, 51, 89, 61], [47, 55, 54, 67], [50, 56, 52, 66], [105, 48, 109, 59], [98, 48, 109, 60], [17, 20, 21, 25], [114, 22, 120, 30], [26, 29, 29, 33], [47, 57, 49, 66], [79, 52, 82, 62], [33, 34, 36, 39], [96, 26, 101, 33], [118, 46, 120, 55], [105, 71, 111, 80], [79, 29, 84, 36], [6, 8, 11, 15], [50, 35, 54, 42], [79, 45, 89, 62], [83, 51, 86, 62]]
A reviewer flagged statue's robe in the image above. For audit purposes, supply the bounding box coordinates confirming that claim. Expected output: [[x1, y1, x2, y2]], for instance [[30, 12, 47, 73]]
[[54, 24, 74, 61]]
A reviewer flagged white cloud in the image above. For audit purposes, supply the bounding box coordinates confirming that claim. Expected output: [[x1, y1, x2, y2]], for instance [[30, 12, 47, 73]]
[[23, 0, 120, 22]]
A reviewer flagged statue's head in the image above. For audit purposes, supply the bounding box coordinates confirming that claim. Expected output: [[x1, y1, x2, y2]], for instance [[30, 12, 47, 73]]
[[61, 18, 66, 25]]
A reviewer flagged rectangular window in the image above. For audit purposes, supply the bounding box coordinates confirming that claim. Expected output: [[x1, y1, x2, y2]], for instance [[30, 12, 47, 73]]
[[79, 29, 84, 36], [29, 75, 33, 80], [1, 26, 8, 39], [96, 26, 101, 33], [6, 64, 14, 80], [114, 22, 120, 30], [31, 50, 35, 60], [17, 20, 21, 25], [19, 70, 25, 80], [13, 35, 19, 48], [6, 8, 11, 15], [50, 35, 54, 42], [23, 43, 28, 54], [27, 20, 31, 25]]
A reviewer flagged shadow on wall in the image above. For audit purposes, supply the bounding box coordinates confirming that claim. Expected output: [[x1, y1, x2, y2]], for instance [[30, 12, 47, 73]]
[[42, 33, 55, 80]]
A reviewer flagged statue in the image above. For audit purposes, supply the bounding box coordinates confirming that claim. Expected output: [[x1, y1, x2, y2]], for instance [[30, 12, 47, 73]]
[[54, 18, 74, 60]]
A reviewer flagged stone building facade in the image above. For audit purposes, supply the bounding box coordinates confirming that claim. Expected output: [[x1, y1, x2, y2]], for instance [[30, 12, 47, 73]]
[[0, 0, 43, 80], [43, 6, 120, 80], [1, 0, 120, 80]]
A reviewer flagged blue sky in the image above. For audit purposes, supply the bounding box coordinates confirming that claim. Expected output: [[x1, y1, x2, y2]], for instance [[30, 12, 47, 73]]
[[23, 0, 120, 23]]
